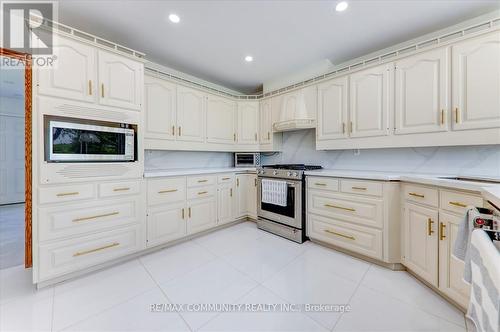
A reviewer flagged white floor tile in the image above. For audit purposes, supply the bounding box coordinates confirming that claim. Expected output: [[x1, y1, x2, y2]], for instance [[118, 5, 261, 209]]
[[61, 288, 189, 332], [140, 241, 216, 284], [160, 258, 258, 330], [0, 290, 54, 332], [361, 265, 465, 326], [333, 286, 465, 332], [52, 259, 156, 331], [0, 265, 52, 305], [200, 285, 327, 331]]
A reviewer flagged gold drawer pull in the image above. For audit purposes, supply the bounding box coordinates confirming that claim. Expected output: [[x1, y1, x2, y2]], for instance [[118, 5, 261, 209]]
[[428, 218, 434, 236], [324, 229, 355, 240], [351, 186, 367, 190], [409, 192, 425, 198], [73, 242, 119, 257], [88, 80, 92, 95], [73, 211, 119, 223], [454, 107, 459, 124], [101, 84, 105, 98], [324, 203, 355, 212], [113, 187, 130, 192], [230, 188, 233, 197], [198, 191, 208, 195], [440, 222, 446, 241], [158, 189, 178, 194], [314, 183, 327, 186], [222, 177, 231, 180], [449, 201, 467, 208], [171, 125, 175, 136], [56, 191, 79, 197], [441, 109, 445, 125], [197, 179, 208, 183]]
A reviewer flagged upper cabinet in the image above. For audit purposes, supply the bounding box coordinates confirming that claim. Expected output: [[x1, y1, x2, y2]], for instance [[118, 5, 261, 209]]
[[237, 101, 259, 145], [395, 47, 449, 135], [206, 95, 236, 145], [349, 63, 392, 138], [144, 75, 176, 141], [98, 50, 143, 110], [176, 86, 206, 143], [452, 31, 500, 130], [259, 99, 272, 144], [317, 76, 348, 141]]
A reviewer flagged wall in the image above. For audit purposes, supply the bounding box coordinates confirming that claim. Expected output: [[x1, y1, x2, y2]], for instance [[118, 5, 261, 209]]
[[145, 150, 233, 170], [260, 130, 500, 178]]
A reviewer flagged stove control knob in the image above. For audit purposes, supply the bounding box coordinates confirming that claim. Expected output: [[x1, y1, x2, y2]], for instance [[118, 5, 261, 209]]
[[293, 172, 298, 177], [273, 170, 278, 176], [287, 171, 292, 177]]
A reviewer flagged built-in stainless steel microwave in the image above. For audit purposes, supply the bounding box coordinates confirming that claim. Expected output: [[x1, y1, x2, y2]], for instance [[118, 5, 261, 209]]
[[45, 117, 136, 162], [234, 153, 260, 167]]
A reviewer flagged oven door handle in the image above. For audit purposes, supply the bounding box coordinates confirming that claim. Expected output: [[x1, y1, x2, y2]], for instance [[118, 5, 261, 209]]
[[257, 179, 298, 187]]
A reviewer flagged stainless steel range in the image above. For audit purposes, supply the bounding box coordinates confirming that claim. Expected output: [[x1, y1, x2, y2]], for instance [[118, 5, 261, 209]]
[[256, 164, 322, 243]]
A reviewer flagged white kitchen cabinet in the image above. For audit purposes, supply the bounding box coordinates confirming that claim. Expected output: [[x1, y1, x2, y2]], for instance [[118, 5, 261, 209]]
[[317, 76, 349, 140], [438, 211, 470, 308], [37, 35, 97, 103], [144, 75, 176, 140], [147, 202, 186, 247], [259, 99, 272, 144], [217, 181, 235, 225], [176, 86, 206, 143], [452, 31, 500, 130], [403, 202, 439, 287], [98, 50, 143, 110], [237, 102, 259, 144], [349, 63, 392, 138], [234, 174, 248, 218], [206, 95, 237, 145], [247, 174, 257, 219], [187, 198, 217, 234], [395, 47, 449, 135]]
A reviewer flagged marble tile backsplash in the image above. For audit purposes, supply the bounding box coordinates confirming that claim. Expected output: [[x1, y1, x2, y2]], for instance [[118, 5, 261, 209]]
[[260, 129, 500, 178], [145, 150, 233, 170]]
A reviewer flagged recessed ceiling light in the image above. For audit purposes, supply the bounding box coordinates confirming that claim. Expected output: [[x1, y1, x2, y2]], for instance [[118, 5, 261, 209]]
[[335, 1, 348, 12], [244, 55, 253, 62], [168, 13, 180, 23]]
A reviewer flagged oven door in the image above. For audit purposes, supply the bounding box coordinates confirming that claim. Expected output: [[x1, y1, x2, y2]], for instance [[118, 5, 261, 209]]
[[257, 177, 302, 229]]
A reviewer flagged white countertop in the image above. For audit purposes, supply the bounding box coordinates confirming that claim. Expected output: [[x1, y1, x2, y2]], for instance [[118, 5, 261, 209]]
[[304, 169, 405, 181], [144, 167, 256, 178], [481, 186, 500, 211]]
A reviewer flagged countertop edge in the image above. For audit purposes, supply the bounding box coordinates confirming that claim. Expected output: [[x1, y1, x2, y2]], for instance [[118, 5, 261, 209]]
[[144, 167, 256, 178]]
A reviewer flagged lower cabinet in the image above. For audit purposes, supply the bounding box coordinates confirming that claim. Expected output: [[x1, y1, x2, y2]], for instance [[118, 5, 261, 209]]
[[217, 181, 235, 225], [146, 202, 186, 247], [235, 173, 257, 219], [187, 198, 217, 234]]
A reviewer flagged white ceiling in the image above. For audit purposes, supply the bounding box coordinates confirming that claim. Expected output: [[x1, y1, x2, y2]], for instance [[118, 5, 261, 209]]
[[58, 0, 499, 93]]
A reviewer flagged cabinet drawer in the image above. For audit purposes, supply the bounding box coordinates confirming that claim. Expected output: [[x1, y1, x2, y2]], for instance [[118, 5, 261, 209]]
[[217, 174, 234, 184], [99, 181, 141, 198], [308, 214, 383, 260], [340, 179, 383, 197], [307, 177, 339, 191], [187, 175, 216, 188], [147, 177, 186, 206], [187, 185, 216, 200], [38, 197, 141, 241], [440, 190, 483, 215], [308, 191, 383, 228], [39, 184, 95, 204], [403, 184, 438, 208], [38, 225, 142, 281]]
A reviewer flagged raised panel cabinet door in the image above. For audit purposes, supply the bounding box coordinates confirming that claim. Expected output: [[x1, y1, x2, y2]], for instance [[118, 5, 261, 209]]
[[452, 31, 500, 130], [176, 86, 206, 142], [237, 102, 259, 144], [403, 202, 438, 287], [144, 76, 176, 140], [317, 76, 349, 140], [98, 50, 143, 110], [234, 175, 247, 218], [246, 174, 257, 218], [187, 198, 217, 234], [147, 202, 186, 247], [217, 183, 234, 225], [259, 99, 272, 144], [438, 211, 470, 308], [37, 35, 97, 103], [395, 47, 449, 135], [206, 95, 236, 144], [349, 63, 392, 138]]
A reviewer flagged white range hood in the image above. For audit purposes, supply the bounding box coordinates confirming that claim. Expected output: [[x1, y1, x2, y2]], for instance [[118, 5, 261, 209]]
[[273, 87, 316, 132]]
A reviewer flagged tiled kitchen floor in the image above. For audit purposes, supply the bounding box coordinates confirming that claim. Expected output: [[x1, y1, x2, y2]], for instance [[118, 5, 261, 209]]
[[0, 221, 467, 331]]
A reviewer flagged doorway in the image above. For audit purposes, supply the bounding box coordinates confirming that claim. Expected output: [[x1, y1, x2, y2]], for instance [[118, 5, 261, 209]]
[[0, 49, 32, 269]]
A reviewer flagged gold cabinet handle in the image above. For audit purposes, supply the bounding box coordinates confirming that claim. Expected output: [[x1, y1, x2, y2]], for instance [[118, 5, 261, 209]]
[[230, 188, 233, 197], [428, 218, 434, 236], [314, 182, 327, 186], [101, 83, 105, 98], [178, 126, 182, 136], [350, 121, 353, 133], [197, 179, 208, 183], [198, 191, 208, 195], [222, 177, 231, 180], [409, 192, 425, 198], [172, 125, 175, 136], [351, 186, 367, 191], [56, 191, 79, 197], [342, 122, 345, 134], [324, 229, 355, 240], [158, 189, 178, 194], [449, 201, 467, 208], [454, 107, 459, 124], [73, 242, 119, 257], [113, 187, 130, 192], [73, 211, 119, 223], [182, 208, 185, 219], [233, 133, 236, 141], [236, 178, 239, 186], [88, 80, 92, 95], [440, 222, 446, 241], [441, 109, 445, 125], [267, 132, 270, 140], [254, 178, 257, 187], [324, 203, 355, 212], [188, 207, 191, 218], [254, 133, 258, 141]]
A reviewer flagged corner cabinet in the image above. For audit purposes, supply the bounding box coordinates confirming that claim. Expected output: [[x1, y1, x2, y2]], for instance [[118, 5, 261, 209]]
[[206, 95, 236, 145], [176, 86, 206, 143], [317, 76, 349, 140], [144, 75, 176, 141]]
